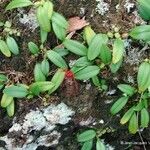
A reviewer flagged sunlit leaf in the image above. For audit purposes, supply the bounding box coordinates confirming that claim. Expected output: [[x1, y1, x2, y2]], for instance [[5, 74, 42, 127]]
[[0, 40, 11, 57], [129, 112, 138, 134]]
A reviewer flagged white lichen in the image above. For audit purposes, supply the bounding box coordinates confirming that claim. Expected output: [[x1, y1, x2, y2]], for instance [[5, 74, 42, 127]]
[[79, 116, 95, 126], [124, 0, 134, 13], [0, 103, 74, 150], [18, 8, 39, 31], [95, 0, 109, 15]]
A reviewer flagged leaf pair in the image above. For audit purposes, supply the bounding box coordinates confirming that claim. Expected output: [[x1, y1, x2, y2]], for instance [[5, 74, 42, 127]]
[[0, 37, 19, 57]]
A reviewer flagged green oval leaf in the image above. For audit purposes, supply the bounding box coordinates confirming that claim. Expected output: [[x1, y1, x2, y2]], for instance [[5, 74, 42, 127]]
[[6, 36, 19, 55], [81, 140, 93, 150], [110, 59, 123, 73], [74, 65, 100, 80], [77, 130, 96, 142], [1, 93, 13, 108], [0, 74, 8, 83], [53, 48, 69, 56], [49, 69, 65, 94], [130, 25, 150, 41], [96, 139, 106, 150], [51, 12, 68, 29], [88, 34, 108, 60], [6, 0, 33, 11], [34, 63, 46, 82], [120, 106, 135, 125], [0, 40, 11, 57], [117, 84, 136, 96], [47, 50, 68, 69], [4, 85, 28, 98], [63, 39, 87, 56], [129, 112, 138, 134], [99, 44, 112, 64], [29, 81, 55, 96], [6, 99, 15, 117], [44, 1, 53, 19], [37, 5, 51, 32], [74, 57, 92, 67], [91, 76, 101, 87], [41, 59, 50, 76], [110, 96, 129, 115], [141, 108, 149, 128], [137, 61, 150, 92], [52, 22, 66, 40], [112, 39, 124, 64], [28, 42, 39, 55]]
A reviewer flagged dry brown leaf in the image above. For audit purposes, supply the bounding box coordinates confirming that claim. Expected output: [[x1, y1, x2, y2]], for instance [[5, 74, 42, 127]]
[[67, 16, 89, 32]]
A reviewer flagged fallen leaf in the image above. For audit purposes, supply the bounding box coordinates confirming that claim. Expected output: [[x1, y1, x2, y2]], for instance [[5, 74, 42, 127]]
[[67, 16, 89, 32]]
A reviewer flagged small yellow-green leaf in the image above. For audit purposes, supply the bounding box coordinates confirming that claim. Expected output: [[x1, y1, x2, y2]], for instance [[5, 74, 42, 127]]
[[141, 108, 149, 128], [0, 40, 11, 57], [83, 26, 96, 45], [120, 106, 135, 124], [112, 39, 124, 64], [63, 39, 87, 56], [129, 112, 138, 134], [137, 61, 150, 92], [6, 0, 33, 11], [43, 1, 53, 19], [6, 99, 15, 117], [47, 50, 68, 69], [6, 36, 19, 55], [75, 65, 100, 80], [77, 130, 96, 142], [41, 59, 50, 76], [110, 96, 129, 115], [1, 93, 13, 108]]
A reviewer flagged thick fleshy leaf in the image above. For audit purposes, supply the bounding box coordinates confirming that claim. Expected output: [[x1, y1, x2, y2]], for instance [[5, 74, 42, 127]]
[[63, 39, 87, 56], [75, 65, 100, 80], [6, 36, 19, 55], [4, 85, 28, 98], [112, 39, 124, 64], [99, 44, 112, 64], [6, 99, 15, 117], [1, 93, 13, 108], [47, 50, 68, 69], [34, 63, 46, 82], [77, 130, 96, 142], [41, 59, 50, 76], [28, 42, 39, 55], [83, 26, 96, 45], [110, 96, 129, 115], [129, 112, 138, 134], [120, 106, 135, 124], [49, 69, 65, 94], [6, 0, 33, 11], [137, 62, 150, 92], [110, 59, 123, 73], [88, 34, 108, 60], [51, 12, 68, 29], [96, 139, 106, 150], [130, 25, 150, 41], [37, 5, 51, 32], [141, 108, 149, 128], [117, 84, 136, 96], [0, 40, 11, 57], [52, 22, 66, 40], [137, 0, 150, 21], [29, 81, 55, 96], [81, 140, 93, 150]]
